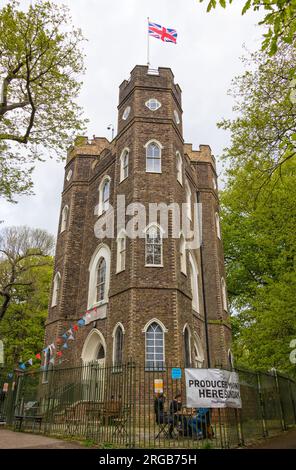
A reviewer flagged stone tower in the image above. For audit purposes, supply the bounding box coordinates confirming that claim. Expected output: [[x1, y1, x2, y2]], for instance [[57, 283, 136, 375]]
[[44, 65, 231, 370]]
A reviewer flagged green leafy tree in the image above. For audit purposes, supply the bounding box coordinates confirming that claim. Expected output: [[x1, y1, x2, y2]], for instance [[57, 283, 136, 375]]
[[0, 0, 87, 202], [219, 43, 296, 191], [0, 225, 54, 322], [0, 260, 53, 372], [199, 0, 296, 54], [219, 42, 296, 377]]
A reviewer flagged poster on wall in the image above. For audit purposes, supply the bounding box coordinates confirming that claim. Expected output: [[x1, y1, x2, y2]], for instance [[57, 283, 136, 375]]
[[154, 379, 164, 394], [185, 368, 242, 408]]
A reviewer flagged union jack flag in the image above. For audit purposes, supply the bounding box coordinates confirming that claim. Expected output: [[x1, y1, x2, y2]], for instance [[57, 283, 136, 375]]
[[148, 21, 177, 44]]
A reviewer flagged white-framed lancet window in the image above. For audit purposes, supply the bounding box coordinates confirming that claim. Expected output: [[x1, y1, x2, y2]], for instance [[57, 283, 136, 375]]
[[98, 176, 111, 216], [183, 324, 191, 368], [60, 205, 69, 233], [116, 229, 126, 273], [120, 148, 129, 182], [215, 212, 221, 239], [112, 323, 124, 368], [185, 179, 192, 220], [143, 319, 167, 371], [180, 233, 187, 274], [51, 272, 61, 307], [188, 252, 200, 312], [193, 333, 204, 368], [87, 244, 111, 309], [145, 224, 163, 267], [176, 151, 183, 185], [145, 140, 162, 173], [221, 277, 228, 312]]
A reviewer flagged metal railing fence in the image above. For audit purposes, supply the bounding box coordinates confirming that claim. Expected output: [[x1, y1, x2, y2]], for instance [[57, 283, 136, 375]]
[[0, 363, 295, 448]]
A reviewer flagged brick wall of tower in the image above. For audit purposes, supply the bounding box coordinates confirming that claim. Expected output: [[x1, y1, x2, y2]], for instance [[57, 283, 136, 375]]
[[44, 65, 231, 371]]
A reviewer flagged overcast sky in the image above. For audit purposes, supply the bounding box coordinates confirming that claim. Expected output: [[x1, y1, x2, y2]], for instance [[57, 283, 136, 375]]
[[0, 0, 263, 236]]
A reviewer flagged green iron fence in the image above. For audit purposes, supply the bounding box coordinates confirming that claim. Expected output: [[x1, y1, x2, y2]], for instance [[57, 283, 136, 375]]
[[0, 363, 295, 448]]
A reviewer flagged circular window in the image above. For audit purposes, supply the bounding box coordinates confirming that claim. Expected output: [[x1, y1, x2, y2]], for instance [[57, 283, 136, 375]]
[[66, 169, 73, 181], [122, 106, 131, 120], [146, 98, 161, 111], [174, 110, 180, 124]]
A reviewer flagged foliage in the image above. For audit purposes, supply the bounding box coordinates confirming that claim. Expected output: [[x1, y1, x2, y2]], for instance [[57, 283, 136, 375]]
[[0, 0, 87, 202], [219, 43, 296, 378], [0, 259, 53, 371], [199, 0, 296, 54], [219, 43, 296, 193], [0, 225, 54, 321]]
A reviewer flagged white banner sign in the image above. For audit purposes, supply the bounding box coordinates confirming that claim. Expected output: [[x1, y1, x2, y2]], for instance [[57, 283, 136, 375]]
[[185, 368, 242, 408]]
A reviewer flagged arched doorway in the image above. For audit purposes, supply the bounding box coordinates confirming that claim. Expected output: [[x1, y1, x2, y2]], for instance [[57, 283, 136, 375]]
[[81, 329, 106, 366], [81, 329, 106, 400]]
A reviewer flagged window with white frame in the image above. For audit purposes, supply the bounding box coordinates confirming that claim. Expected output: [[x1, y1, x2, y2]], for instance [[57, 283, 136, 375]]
[[215, 212, 221, 239], [51, 272, 61, 307], [189, 253, 200, 312], [120, 148, 129, 182], [184, 326, 191, 367], [145, 225, 163, 266], [113, 324, 124, 367], [98, 177, 111, 216], [145, 322, 165, 370], [122, 106, 131, 120], [176, 151, 183, 184], [96, 258, 106, 302], [145, 141, 162, 173], [116, 230, 126, 272], [87, 244, 111, 308], [194, 334, 204, 368], [185, 180, 192, 220], [60, 205, 69, 233], [221, 277, 228, 311], [145, 98, 161, 111], [180, 234, 186, 274]]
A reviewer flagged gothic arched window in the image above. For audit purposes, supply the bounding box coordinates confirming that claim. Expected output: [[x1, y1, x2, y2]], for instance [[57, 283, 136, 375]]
[[145, 140, 162, 173], [176, 151, 183, 184], [51, 272, 61, 307], [184, 326, 191, 368], [180, 233, 186, 274], [116, 230, 126, 272], [145, 224, 163, 266], [189, 253, 200, 312], [120, 148, 129, 182], [96, 258, 106, 303], [87, 244, 111, 308], [215, 212, 221, 239], [113, 324, 124, 367], [60, 205, 69, 233], [98, 177, 111, 216], [221, 277, 228, 311], [145, 321, 165, 370]]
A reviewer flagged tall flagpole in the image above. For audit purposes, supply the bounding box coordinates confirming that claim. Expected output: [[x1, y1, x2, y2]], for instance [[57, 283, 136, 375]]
[[147, 17, 150, 68]]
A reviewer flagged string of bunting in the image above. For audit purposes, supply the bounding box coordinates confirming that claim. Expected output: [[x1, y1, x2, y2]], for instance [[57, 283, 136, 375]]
[[6, 306, 98, 379]]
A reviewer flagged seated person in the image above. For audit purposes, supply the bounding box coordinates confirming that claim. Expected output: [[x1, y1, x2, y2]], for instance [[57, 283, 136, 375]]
[[154, 393, 179, 438], [188, 408, 210, 439], [168, 393, 183, 436]]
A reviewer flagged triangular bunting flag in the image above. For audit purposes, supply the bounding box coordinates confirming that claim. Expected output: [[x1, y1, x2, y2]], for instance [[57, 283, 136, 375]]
[[27, 358, 33, 366], [57, 351, 63, 357], [78, 319, 85, 327], [68, 334, 75, 341], [62, 343, 68, 349], [73, 325, 79, 332], [35, 353, 41, 360]]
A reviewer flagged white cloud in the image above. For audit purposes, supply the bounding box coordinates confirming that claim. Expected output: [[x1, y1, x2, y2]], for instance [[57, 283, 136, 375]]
[[0, 0, 263, 234]]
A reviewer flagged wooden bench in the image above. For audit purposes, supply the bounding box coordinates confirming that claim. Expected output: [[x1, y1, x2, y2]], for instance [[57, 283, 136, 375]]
[[14, 414, 43, 432]]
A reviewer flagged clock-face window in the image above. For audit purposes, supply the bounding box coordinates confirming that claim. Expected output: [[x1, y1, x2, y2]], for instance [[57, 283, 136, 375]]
[[145, 98, 161, 111], [122, 106, 131, 120], [174, 110, 180, 124]]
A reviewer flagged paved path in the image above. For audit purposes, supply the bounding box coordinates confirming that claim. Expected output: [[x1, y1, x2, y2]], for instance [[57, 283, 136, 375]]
[[248, 428, 296, 449], [0, 429, 84, 449]]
